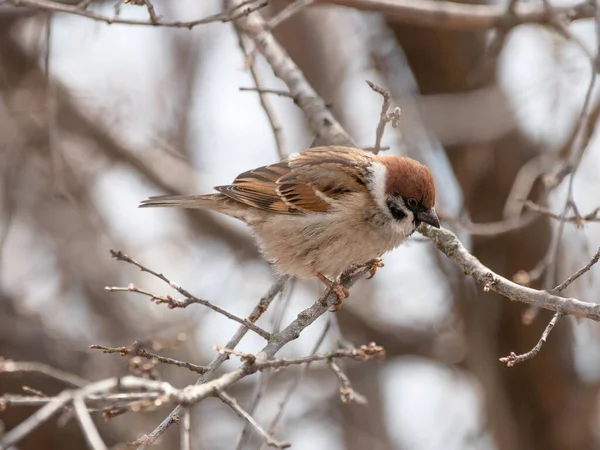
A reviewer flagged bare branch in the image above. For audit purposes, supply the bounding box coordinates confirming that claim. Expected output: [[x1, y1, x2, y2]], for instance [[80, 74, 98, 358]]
[[553, 247, 600, 293], [107, 251, 271, 340], [365, 80, 401, 155], [140, 0, 158, 24], [420, 225, 600, 321], [440, 212, 539, 237], [239, 87, 295, 98], [499, 311, 563, 367], [317, 0, 595, 30], [0, 359, 87, 387], [136, 276, 288, 449], [74, 395, 107, 450], [89, 343, 209, 375], [267, 0, 314, 30], [7, 0, 268, 29], [180, 407, 191, 450], [234, 26, 287, 160], [216, 342, 386, 370], [523, 200, 600, 226], [217, 390, 291, 449], [226, 0, 355, 147], [328, 360, 367, 405]]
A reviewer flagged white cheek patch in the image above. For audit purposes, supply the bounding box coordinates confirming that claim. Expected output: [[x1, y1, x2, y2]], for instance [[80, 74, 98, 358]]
[[368, 162, 389, 215]]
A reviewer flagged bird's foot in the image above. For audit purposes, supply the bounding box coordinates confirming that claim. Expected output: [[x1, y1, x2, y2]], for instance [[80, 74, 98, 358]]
[[366, 258, 385, 279], [317, 273, 350, 311]]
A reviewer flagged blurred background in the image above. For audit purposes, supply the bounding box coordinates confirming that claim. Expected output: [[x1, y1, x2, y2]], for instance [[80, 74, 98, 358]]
[[1, 0, 600, 449]]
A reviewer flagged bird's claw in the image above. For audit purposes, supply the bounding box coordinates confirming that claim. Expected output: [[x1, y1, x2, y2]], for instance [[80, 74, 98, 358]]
[[329, 285, 350, 312], [366, 258, 385, 279]]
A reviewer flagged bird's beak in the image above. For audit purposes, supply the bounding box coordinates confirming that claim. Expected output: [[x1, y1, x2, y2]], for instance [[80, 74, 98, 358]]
[[416, 209, 440, 228]]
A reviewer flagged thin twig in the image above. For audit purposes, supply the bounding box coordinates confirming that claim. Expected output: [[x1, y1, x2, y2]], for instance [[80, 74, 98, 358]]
[[328, 360, 367, 405], [440, 212, 538, 236], [140, 0, 158, 24], [137, 264, 370, 449], [0, 391, 72, 448], [234, 27, 287, 160], [74, 395, 107, 450], [316, 0, 596, 30], [365, 80, 400, 155], [8, 0, 268, 29], [261, 320, 331, 450], [107, 251, 271, 340], [552, 247, 600, 293], [266, 0, 314, 29], [523, 200, 600, 226], [89, 343, 209, 375], [216, 390, 291, 449], [218, 342, 385, 370], [0, 359, 87, 387], [227, 0, 355, 147], [239, 87, 295, 98], [136, 276, 288, 450], [499, 311, 564, 367]]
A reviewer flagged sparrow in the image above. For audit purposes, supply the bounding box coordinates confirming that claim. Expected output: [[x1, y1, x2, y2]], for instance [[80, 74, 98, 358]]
[[140, 146, 439, 308]]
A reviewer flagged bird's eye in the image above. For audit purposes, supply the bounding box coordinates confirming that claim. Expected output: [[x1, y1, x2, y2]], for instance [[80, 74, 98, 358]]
[[406, 198, 419, 209]]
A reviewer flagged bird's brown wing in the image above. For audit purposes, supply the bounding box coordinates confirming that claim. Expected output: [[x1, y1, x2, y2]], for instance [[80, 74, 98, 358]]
[[214, 146, 373, 214]]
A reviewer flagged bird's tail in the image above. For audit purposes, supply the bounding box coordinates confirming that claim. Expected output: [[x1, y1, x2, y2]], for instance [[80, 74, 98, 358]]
[[139, 194, 222, 210]]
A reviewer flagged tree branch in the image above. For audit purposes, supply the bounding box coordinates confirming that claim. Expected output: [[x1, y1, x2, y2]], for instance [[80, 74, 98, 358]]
[[226, 0, 355, 147], [318, 0, 595, 30], [217, 390, 291, 449], [8, 0, 267, 28], [108, 251, 271, 340], [420, 225, 600, 321]]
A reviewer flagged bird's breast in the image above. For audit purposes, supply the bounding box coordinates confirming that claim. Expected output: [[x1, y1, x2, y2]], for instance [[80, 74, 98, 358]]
[[249, 194, 411, 278]]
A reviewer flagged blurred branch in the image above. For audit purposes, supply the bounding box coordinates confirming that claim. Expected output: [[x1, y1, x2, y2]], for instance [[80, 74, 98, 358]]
[[523, 200, 600, 225], [239, 87, 295, 98], [73, 394, 106, 450], [7, 0, 268, 28], [318, 0, 596, 30], [108, 250, 271, 340], [227, 0, 355, 147], [0, 359, 87, 388], [261, 319, 331, 448], [553, 247, 600, 293], [267, 0, 314, 29], [180, 407, 191, 450], [440, 212, 539, 237], [328, 360, 367, 405], [234, 26, 287, 160], [216, 390, 291, 449]]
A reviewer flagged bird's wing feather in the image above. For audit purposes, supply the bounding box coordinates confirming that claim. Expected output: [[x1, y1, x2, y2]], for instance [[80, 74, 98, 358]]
[[215, 146, 372, 214]]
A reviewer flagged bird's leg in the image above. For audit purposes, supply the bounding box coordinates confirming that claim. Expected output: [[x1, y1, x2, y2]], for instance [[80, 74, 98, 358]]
[[366, 258, 385, 279], [316, 273, 350, 311]]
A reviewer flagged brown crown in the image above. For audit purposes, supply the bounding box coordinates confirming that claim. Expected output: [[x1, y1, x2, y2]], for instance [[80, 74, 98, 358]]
[[376, 155, 436, 210]]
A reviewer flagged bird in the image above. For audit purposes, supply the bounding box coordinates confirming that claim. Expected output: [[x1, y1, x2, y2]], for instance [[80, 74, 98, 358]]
[[140, 146, 440, 309]]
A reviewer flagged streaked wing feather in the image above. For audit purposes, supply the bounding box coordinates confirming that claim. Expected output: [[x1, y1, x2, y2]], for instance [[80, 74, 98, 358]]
[[215, 147, 372, 214]]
